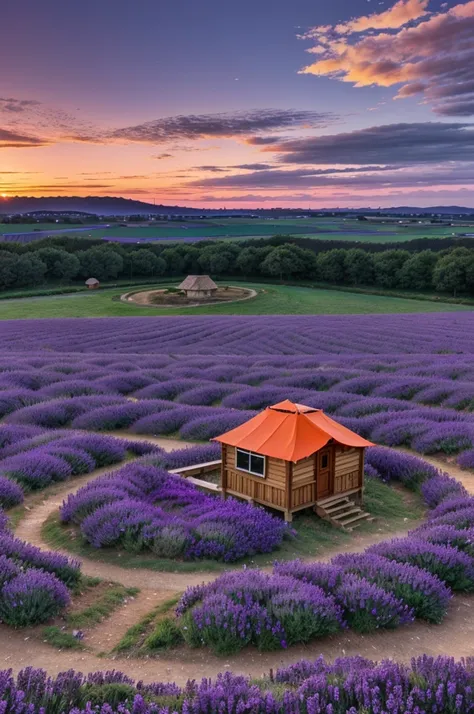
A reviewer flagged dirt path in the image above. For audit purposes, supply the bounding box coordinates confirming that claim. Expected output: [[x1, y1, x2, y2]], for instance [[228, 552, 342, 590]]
[[4, 443, 474, 683], [403, 450, 474, 495], [83, 589, 175, 653], [2, 594, 474, 685], [105, 431, 195, 452]]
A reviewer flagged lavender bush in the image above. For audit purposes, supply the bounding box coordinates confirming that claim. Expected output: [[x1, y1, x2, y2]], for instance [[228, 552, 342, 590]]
[[0, 533, 81, 586], [0, 656, 473, 713], [365, 447, 439, 489], [179, 410, 256, 441], [159, 443, 221, 470], [0, 475, 24, 508], [176, 569, 343, 653], [413, 524, 474, 557], [0, 509, 9, 534], [60, 462, 290, 562], [0, 449, 72, 489], [368, 538, 474, 591], [0, 568, 70, 626], [274, 560, 344, 591], [458, 449, 474, 470], [332, 552, 451, 623], [334, 573, 414, 632], [0, 553, 20, 585], [421, 472, 468, 508], [273, 560, 413, 632], [412, 423, 474, 455]]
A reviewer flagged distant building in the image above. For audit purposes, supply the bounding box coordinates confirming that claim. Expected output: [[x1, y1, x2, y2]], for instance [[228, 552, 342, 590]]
[[178, 275, 217, 299], [85, 278, 100, 290]]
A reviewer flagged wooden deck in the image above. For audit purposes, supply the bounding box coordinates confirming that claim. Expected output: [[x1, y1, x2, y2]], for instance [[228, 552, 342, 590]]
[[169, 460, 222, 493]]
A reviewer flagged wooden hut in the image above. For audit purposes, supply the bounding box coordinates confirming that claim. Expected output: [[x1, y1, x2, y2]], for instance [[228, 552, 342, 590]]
[[85, 278, 100, 290], [178, 275, 217, 299], [214, 400, 374, 529]]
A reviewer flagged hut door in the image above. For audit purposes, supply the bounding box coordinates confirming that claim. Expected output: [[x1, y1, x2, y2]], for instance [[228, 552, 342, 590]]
[[316, 448, 332, 499]]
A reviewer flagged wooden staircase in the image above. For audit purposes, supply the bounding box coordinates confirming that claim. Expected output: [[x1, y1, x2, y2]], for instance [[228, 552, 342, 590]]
[[314, 492, 374, 532]]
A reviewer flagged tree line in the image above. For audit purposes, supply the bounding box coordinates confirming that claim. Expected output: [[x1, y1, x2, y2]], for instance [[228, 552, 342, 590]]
[[0, 237, 474, 298]]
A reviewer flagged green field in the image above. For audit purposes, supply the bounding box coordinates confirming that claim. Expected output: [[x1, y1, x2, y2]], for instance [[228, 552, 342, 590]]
[[1, 282, 472, 319], [0, 223, 89, 233], [1, 217, 468, 244]]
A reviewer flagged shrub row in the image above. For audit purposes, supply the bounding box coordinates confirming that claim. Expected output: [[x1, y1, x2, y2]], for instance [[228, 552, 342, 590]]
[[1, 657, 474, 714], [0, 512, 79, 626], [60, 461, 291, 562]]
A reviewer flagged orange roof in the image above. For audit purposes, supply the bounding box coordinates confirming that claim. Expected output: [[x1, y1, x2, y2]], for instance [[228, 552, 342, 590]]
[[213, 400, 373, 462]]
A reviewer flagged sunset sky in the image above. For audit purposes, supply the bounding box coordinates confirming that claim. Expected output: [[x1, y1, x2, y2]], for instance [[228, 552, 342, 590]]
[[1, 0, 474, 208]]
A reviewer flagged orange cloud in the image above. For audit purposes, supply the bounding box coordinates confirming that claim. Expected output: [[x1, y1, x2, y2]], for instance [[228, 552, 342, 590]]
[[300, 0, 474, 116], [334, 0, 430, 34], [301, 0, 429, 39]]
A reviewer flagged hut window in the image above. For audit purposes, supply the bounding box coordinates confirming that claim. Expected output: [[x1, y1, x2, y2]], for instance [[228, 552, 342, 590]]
[[321, 454, 329, 469], [236, 448, 265, 477]]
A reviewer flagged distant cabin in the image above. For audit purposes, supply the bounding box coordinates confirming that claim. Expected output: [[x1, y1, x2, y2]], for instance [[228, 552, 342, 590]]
[[85, 278, 100, 290], [214, 400, 374, 528], [178, 275, 217, 299]]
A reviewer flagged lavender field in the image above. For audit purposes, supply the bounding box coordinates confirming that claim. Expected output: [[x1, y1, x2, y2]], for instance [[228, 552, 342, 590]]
[[1, 312, 474, 695], [1, 313, 474, 354], [3, 656, 474, 714], [1, 314, 474, 472]]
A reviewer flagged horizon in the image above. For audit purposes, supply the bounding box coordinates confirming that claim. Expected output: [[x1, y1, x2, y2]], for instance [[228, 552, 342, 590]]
[[2, 195, 474, 213], [1, 0, 474, 208]]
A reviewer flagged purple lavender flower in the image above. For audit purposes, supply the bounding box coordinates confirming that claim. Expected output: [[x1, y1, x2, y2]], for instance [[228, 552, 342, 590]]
[[178, 569, 343, 654], [332, 552, 451, 623], [0, 449, 72, 489], [368, 538, 474, 591], [0, 476, 24, 508], [0, 568, 70, 626], [0, 533, 80, 586]]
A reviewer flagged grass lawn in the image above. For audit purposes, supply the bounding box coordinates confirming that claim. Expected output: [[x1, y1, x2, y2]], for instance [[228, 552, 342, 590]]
[[0, 223, 89, 233], [1, 282, 472, 319], [41, 477, 424, 575], [42, 578, 139, 650]]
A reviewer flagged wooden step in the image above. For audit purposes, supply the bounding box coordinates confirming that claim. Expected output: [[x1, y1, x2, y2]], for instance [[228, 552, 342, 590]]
[[338, 512, 373, 528], [332, 508, 362, 522], [316, 495, 349, 508], [348, 517, 375, 531], [325, 501, 353, 515], [317, 488, 360, 507]]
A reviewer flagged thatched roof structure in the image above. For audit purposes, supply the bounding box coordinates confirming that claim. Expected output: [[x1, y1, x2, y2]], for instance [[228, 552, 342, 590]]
[[178, 275, 217, 292], [85, 278, 99, 286]]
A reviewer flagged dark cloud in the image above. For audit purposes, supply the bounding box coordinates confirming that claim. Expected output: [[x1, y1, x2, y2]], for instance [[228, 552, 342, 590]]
[[101, 109, 334, 145], [268, 122, 474, 165], [187, 160, 474, 192], [233, 163, 273, 170], [193, 162, 274, 173], [436, 99, 474, 116], [153, 152, 173, 159], [0, 128, 48, 148], [190, 165, 409, 189], [0, 98, 41, 113], [197, 193, 320, 202], [195, 165, 228, 173], [246, 136, 285, 145], [78, 171, 113, 176]]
